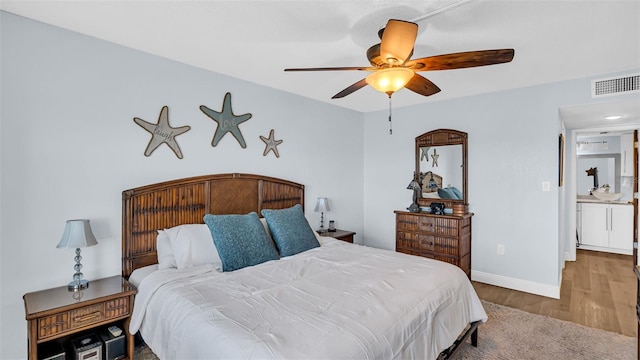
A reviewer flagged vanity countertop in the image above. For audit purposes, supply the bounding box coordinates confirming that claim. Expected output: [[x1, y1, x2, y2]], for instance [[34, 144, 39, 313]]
[[577, 195, 631, 204]]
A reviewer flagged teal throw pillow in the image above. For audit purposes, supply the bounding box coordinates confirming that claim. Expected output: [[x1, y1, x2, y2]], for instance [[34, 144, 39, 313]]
[[261, 204, 320, 257], [448, 186, 463, 199], [203, 212, 279, 272], [437, 188, 456, 199]]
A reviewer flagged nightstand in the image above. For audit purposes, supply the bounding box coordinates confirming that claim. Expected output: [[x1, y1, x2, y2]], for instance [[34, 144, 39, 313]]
[[319, 229, 356, 243], [23, 275, 137, 360]]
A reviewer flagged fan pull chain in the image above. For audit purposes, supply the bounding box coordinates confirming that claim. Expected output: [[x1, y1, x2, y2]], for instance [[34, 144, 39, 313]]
[[388, 95, 393, 135]]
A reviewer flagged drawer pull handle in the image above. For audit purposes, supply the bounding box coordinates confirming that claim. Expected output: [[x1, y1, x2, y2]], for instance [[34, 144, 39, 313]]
[[42, 321, 66, 330], [74, 311, 102, 323]]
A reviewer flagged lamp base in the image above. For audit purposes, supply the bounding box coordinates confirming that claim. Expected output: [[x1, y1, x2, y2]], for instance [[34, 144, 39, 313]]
[[407, 203, 421, 213], [68, 279, 89, 291]]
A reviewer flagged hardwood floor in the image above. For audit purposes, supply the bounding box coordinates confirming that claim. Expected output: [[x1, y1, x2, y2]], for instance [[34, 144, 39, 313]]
[[472, 249, 637, 337]]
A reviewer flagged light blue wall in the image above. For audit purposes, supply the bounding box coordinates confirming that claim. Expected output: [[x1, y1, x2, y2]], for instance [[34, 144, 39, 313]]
[[363, 68, 640, 294], [0, 12, 364, 359]]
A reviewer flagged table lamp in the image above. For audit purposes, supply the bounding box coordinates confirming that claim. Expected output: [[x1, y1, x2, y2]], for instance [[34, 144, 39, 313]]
[[57, 219, 98, 291], [314, 197, 331, 233]]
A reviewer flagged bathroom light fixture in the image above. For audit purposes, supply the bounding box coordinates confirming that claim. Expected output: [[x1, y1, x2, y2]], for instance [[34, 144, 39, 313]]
[[314, 197, 331, 233], [604, 115, 623, 120], [57, 219, 98, 291]]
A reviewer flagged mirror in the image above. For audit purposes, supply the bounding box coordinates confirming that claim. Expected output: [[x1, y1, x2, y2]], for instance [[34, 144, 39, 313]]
[[415, 129, 468, 211]]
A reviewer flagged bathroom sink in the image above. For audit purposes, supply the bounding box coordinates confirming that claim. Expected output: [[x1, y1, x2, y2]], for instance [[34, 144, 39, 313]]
[[591, 191, 624, 201]]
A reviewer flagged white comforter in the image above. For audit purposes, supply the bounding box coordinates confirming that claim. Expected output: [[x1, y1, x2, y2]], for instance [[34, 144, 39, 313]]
[[130, 238, 487, 360]]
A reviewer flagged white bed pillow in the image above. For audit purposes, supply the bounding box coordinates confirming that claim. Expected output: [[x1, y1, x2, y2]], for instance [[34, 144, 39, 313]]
[[156, 230, 177, 269], [129, 264, 159, 287], [260, 217, 273, 240], [164, 224, 221, 270], [422, 191, 441, 199]]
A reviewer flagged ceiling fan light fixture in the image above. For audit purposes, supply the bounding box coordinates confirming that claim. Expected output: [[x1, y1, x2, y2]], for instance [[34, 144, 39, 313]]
[[366, 68, 414, 95]]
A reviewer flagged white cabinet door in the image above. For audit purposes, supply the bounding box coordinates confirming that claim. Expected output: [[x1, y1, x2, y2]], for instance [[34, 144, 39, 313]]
[[581, 203, 609, 247], [621, 133, 634, 177], [609, 204, 634, 250]]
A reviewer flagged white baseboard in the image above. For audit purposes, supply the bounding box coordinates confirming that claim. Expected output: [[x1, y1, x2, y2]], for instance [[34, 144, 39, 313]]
[[472, 270, 560, 299], [564, 251, 575, 262], [576, 244, 633, 255]]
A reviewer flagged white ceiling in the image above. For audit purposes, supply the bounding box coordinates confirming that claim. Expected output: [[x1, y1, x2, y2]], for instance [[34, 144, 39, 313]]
[[1, 0, 639, 122]]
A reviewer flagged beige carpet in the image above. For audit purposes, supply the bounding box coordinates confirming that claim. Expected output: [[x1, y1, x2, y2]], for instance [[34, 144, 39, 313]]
[[455, 301, 636, 360], [135, 300, 636, 359]]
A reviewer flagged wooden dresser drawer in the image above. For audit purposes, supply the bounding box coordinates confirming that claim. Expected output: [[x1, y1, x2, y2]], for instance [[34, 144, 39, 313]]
[[36, 296, 130, 341], [397, 212, 462, 237], [433, 237, 461, 256], [105, 297, 130, 318], [397, 231, 435, 251], [70, 303, 105, 329], [397, 213, 435, 233], [432, 217, 460, 237], [37, 313, 70, 340]]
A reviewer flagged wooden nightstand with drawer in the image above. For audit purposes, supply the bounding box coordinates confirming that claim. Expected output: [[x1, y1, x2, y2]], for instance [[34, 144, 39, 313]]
[[23, 275, 137, 360], [319, 229, 356, 243]]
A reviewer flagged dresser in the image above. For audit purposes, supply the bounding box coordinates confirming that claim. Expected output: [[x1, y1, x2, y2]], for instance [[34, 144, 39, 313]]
[[395, 210, 473, 278]]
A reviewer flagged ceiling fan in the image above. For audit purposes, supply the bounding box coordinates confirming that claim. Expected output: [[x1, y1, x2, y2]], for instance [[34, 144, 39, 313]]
[[284, 19, 515, 99]]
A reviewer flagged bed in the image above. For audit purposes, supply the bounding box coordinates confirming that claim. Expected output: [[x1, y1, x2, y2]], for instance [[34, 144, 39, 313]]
[[122, 173, 487, 359]]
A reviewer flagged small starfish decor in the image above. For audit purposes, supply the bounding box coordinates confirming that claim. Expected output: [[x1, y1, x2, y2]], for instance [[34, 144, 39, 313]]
[[431, 148, 439, 167], [200, 92, 252, 148], [421, 147, 430, 161], [133, 106, 190, 159], [260, 129, 283, 158]]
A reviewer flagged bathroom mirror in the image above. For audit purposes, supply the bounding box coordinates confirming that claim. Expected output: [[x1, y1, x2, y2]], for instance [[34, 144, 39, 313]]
[[415, 129, 468, 210]]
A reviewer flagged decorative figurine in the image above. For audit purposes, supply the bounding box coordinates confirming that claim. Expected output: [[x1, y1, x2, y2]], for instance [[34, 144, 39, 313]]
[[407, 178, 422, 213]]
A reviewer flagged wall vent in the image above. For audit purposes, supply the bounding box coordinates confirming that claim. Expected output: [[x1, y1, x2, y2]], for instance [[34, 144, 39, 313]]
[[591, 73, 639, 98]]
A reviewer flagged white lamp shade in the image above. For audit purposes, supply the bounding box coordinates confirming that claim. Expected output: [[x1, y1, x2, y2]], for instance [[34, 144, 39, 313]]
[[57, 219, 98, 249], [365, 68, 414, 94], [314, 197, 330, 213]]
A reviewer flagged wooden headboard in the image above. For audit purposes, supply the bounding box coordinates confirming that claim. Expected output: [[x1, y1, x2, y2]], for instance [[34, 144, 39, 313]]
[[419, 171, 443, 193], [121, 173, 305, 278]]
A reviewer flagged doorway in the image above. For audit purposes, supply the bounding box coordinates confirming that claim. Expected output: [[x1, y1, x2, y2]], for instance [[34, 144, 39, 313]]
[[573, 131, 636, 256], [561, 98, 640, 268]]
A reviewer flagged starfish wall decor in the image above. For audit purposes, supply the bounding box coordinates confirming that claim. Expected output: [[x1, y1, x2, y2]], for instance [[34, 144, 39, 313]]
[[260, 129, 283, 158], [200, 92, 252, 148], [431, 148, 439, 167], [420, 147, 430, 162], [133, 106, 191, 159]]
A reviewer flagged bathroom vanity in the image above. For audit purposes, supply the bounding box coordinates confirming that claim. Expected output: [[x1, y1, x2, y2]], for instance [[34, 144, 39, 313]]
[[577, 196, 633, 255]]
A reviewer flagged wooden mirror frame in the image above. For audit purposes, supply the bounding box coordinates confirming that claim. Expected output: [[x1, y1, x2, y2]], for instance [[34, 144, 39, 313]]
[[415, 129, 468, 212]]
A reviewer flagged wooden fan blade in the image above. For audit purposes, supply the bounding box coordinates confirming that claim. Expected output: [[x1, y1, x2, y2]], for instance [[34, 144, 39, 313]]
[[406, 49, 515, 71], [332, 79, 368, 99], [284, 66, 373, 72], [380, 19, 418, 65], [404, 74, 441, 97]]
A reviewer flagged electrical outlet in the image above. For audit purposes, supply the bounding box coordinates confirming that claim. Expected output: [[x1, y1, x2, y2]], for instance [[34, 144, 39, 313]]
[[497, 244, 505, 255], [542, 182, 550, 191]]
